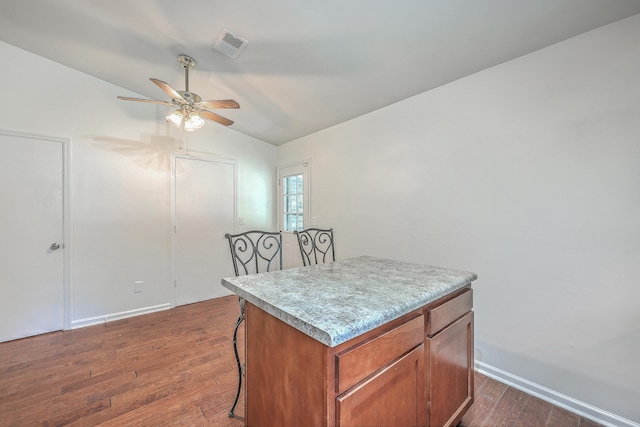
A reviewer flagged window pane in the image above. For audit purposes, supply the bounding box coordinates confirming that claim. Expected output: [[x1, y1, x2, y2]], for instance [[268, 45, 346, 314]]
[[282, 173, 304, 231], [297, 176, 303, 193], [297, 195, 303, 214], [288, 195, 295, 213]]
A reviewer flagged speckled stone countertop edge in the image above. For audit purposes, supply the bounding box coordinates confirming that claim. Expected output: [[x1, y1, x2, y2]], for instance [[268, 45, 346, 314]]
[[221, 256, 477, 347]]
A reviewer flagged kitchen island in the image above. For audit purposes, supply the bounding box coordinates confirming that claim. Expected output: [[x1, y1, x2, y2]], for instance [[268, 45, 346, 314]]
[[221, 255, 477, 427]]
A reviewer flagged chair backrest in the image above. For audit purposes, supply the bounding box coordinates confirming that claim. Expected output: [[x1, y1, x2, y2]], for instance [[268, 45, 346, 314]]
[[293, 228, 335, 266], [225, 230, 283, 276]]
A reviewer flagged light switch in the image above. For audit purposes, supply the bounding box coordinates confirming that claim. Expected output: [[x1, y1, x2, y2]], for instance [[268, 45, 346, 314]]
[[134, 281, 144, 293]]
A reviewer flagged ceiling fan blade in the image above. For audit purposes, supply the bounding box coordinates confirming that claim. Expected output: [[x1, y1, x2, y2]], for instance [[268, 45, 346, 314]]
[[150, 78, 184, 101], [117, 96, 174, 106], [201, 100, 240, 109], [199, 110, 234, 126]]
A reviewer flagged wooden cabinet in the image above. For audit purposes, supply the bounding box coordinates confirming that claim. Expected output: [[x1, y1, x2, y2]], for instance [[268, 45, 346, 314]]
[[244, 286, 473, 427], [426, 289, 474, 427], [336, 344, 425, 426], [335, 314, 426, 427]]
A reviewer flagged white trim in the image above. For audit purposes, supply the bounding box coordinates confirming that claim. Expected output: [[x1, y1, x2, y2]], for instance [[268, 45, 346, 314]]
[[277, 158, 311, 170], [70, 303, 171, 329], [170, 152, 238, 308], [63, 136, 73, 331], [475, 360, 639, 427]]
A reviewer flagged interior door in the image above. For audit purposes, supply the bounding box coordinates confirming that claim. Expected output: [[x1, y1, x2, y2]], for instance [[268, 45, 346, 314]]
[[173, 154, 236, 306], [0, 130, 65, 342]]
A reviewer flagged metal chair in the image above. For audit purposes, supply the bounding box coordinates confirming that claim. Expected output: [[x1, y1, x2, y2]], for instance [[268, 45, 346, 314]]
[[224, 230, 282, 418], [293, 227, 335, 266]]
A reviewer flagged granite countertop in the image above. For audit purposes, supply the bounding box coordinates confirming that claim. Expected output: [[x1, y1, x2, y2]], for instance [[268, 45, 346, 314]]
[[221, 255, 477, 347]]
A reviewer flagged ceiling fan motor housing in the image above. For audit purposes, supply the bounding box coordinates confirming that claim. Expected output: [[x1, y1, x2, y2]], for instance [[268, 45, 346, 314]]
[[178, 91, 202, 103]]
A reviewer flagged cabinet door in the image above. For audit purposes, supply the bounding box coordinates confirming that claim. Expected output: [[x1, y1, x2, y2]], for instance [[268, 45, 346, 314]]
[[336, 344, 426, 427], [427, 311, 474, 427]]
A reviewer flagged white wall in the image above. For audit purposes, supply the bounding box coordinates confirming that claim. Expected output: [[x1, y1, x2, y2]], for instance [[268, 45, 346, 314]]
[[278, 15, 640, 424], [0, 41, 277, 326]]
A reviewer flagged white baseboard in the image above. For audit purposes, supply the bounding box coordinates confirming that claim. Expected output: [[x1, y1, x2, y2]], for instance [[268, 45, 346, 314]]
[[70, 303, 171, 329], [475, 360, 639, 427]]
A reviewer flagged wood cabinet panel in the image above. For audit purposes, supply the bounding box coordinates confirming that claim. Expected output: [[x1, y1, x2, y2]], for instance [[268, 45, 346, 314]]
[[336, 344, 426, 427], [336, 314, 424, 393], [426, 288, 472, 337], [427, 311, 474, 427], [245, 303, 327, 427]]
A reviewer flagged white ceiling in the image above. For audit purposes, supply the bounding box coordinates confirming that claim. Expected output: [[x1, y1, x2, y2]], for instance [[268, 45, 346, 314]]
[[1, 1, 639, 146]]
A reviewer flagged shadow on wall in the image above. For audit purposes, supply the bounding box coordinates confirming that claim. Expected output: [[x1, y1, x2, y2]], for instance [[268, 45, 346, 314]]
[[87, 134, 178, 173]]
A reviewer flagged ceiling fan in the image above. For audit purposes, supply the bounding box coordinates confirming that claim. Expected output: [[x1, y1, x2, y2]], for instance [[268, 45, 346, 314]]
[[118, 54, 239, 131]]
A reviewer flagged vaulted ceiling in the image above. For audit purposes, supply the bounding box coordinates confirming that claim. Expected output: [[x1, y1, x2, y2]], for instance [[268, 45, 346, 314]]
[[1, 0, 639, 145]]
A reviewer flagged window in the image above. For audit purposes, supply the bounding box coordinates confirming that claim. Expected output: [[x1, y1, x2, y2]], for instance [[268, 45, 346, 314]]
[[283, 174, 303, 232], [278, 161, 309, 233]]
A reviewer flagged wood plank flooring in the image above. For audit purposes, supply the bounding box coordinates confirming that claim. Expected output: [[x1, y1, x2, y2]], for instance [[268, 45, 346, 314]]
[[459, 372, 603, 427], [0, 296, 603, 426], [0, 296, 244, 426]]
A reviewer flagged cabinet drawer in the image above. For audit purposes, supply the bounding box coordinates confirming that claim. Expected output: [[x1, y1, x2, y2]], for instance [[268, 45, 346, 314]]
[[336, 344, 426, 427], [336, 314, 424, 393], [426, 288, 472, 337]]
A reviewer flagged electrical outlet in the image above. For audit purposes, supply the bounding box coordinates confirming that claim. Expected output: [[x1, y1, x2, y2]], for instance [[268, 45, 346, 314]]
[[134, 281, 144, 293], [311, 217, 318, 226]]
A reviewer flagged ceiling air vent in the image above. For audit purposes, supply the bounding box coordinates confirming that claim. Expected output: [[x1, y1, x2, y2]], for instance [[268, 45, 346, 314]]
[[213, 28, 248, 59]]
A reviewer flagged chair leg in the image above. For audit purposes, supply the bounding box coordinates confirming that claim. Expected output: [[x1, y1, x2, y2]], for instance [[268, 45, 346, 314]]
[[228, 311, 245, 418]]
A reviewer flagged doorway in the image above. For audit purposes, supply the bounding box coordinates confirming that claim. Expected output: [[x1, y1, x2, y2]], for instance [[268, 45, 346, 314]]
[[171, 154, 237, 306], [0, 130, 68, 342]]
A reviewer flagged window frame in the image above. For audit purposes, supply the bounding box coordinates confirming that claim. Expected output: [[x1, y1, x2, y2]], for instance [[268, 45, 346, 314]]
[[277, 160, 310, 233]]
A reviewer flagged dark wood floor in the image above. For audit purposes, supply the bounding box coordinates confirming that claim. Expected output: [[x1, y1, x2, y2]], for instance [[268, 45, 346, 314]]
[[459, 373, 603, 427], [0, 296, 603, 426], [0, 296, 244, 426]]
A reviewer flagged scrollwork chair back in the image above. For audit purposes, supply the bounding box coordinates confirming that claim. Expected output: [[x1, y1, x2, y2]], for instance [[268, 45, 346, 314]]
[[224, 230, 282, 418], [293, 228, 335, 266], [225, 230, 283, 276]]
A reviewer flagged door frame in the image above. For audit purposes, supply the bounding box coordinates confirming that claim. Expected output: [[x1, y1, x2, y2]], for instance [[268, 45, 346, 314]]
[[0, 128, 72, 331], [277, 159, 311, 269], [277, 159, 311, 232], [170, 152, 238, 308]]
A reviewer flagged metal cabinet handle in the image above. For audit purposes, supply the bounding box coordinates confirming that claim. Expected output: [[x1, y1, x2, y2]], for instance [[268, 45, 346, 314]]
[[50, 243, 60, 250]]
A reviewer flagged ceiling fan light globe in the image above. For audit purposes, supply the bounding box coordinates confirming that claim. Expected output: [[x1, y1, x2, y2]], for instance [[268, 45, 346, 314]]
[[184, 114, 205, 131], [166, 111, 183, 127]]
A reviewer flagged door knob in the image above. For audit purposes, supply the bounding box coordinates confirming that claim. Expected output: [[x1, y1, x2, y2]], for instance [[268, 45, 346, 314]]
[[50, 243, 60, 250]]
